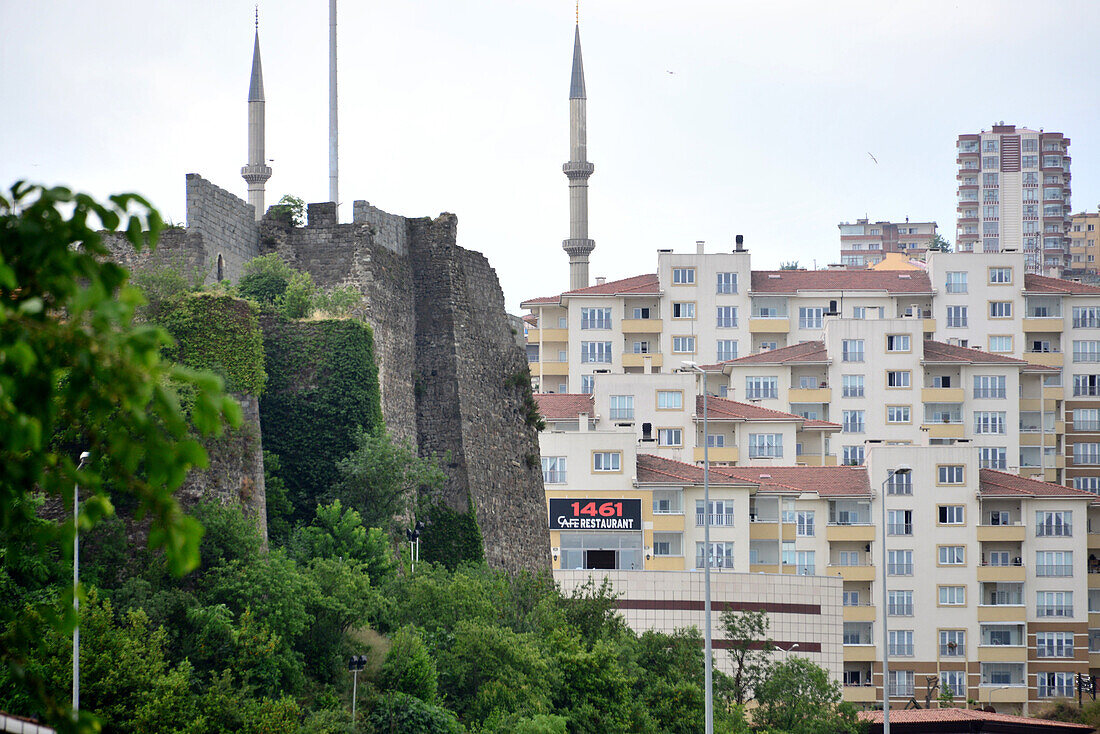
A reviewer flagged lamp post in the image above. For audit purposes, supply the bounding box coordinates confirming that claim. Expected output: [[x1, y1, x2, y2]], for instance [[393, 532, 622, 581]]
[[880, 465, 910, 734], [73, 451, 89, 719], [680, 360, 713, 734], [987, 684, 1010, 709], [348, 655, 367, 719]]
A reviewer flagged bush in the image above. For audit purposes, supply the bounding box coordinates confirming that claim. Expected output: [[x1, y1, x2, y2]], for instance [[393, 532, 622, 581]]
[[380, 625, 438, 703], [367, 693, 463, 734]]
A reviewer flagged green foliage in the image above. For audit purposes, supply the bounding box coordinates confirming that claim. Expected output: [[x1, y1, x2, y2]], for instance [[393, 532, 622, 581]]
[[331, 430, 445, 533], [0, 182, 240, 730], [719, 609, 775, 705], [380, 625, 439, 703], [779, 261, 802, 270], [312, 285, 364, 320], [157, 293, 267, 396], [928, 233, 952, 252], [281, 270, 316, 319], [267, 194, 305, 227], [262, 451, 294, 546], [512, 715, 568, 734], [752, 657, 864, 734], [130, 255, 206, 322], [291, 500, 396, 584], [260, 317, 384, 523], [368, 692, 464, 734], [236, 253, 295, 306], [418, 501, 485, 569], [1034, 700, 1084, 722], [507, 368, 545, 431]]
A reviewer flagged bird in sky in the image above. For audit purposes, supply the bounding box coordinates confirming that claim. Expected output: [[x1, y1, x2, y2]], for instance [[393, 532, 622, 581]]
[[867, 152, 879, 164]]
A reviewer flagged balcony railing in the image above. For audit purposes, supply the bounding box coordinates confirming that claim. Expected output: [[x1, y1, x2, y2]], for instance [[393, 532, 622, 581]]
[[1037, 606, 1074, 617], [542, 471, 566, 484], [1036, 564, 1074, 577], [888, 604, 914, 616], [696, 513, 735, 527], [887, 523, 913, 535], [888, 563, 914, 576]]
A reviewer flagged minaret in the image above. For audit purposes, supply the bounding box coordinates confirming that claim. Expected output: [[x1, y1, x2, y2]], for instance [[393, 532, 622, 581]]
[[242, 10, 272, 221], [562, 20, 595, 290]]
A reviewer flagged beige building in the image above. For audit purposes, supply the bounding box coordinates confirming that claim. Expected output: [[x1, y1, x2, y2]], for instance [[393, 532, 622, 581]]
[[955, 124, 1071, 274], [839, 218, 938, 269], [1068, 210, 1100, 275]]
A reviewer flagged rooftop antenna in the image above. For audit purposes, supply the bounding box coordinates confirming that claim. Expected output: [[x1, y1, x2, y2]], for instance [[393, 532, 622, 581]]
[[329, 0, 339, 210]]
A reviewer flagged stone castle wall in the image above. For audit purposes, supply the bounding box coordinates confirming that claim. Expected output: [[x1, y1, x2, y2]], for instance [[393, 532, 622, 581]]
[[184, 174, 260, 283]]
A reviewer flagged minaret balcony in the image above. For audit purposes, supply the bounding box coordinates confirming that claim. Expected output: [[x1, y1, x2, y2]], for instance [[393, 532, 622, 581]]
[[562, 161, 595, 179]]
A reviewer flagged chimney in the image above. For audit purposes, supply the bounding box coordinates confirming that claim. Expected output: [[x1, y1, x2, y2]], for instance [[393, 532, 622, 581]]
[[696, 240, 705, 254], [735, 234, 745, 252], [595, 276, 607, 286]]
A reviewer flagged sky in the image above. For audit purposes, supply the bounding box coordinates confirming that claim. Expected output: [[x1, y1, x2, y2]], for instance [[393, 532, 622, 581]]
[[3, 1, 1100, 313]]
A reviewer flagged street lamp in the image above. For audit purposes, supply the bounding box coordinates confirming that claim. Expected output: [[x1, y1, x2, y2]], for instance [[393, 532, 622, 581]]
[[880, 465, 911, 734], [680, 360, 713, 734], [986, 684, 1010, 709], [73, 450, 89, 719], [348, 655, 367, 719]]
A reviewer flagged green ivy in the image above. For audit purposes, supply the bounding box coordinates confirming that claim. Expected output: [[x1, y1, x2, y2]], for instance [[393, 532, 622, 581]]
[[417, 500, 484, 570], [157, 293, 267, 396], [259, 315, 384, 523]]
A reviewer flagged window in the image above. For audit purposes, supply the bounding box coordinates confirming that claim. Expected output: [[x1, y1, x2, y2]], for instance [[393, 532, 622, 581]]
[[716, 272, 737, 293], [1074, 307, 1100, 328], [843, 590, 861, 607], [656, 390, 683, 410], [580, 307, 611, 329], [1036, 551, 1073, 577], [989, 301, 1013, 318], [889, 670, 914, 697], [946, 305, 968, 328], [887, 509, 912, 535], [940, 630, 965, 657], [851, 306, 884, 319], [888, 549, 913, 576], [842, 375, 864, 398], [939, 546, 965, 565], [716, 340, 738, 362], [989, 335, 1013, 353], [796, 511, 815, 537], [886, 370, 911, 388], [581, 341, 612, 363], [1023, 138, 1039, 152], [941, 670, 965, 697], [973, 375, 1006, 399], [1023, 155, 1038, 168], [652, 489, 682, 514], [842, 410, 865, 433], [1038, 672, 1076, 699], [795, 550, 815, 576], [983, 139, 998, 152], [657, 428, 682, 447], [886, 334, 910, 352], [842, 445, 864, 466], [1036, 632, 1075, 658], [989, 267, 1013, 284], [932, 375, 952, 388], [1037, 591, 1073, 617], [652, 532, 682, 557], [592, 452, 621, 472], [716, 306, 738, 328], [758, 341, 777, 352], [1074, 477, 1100, 493], [939, 586, 966, 606], [1074, 375, 1100, 397], [1074, 340, 1100, 363], [580, 374, 594, 394], [887, 405, 911, 423], [695, 542, 733, 569], [748, 433, 783, 458], [887, 472, 912, 495], [609, 395, 634, 420], [842, 340, 864, 362], [798, 307, 823, 329], [938, 506, 965, 525], [843, 622, 869, 645], [1073, 409, 1100, 431], [888, 590, 913, 616], [696, 500, 735, 527], [672, 267, 695, 285], [1074, 443, 1100, 465], [975, 411, 1006, 434], [983, 156, 998, 169], [672, 302, 695, 319], [1036, 511, 1072, 537], [632, 340, 651, 354], [979, 447, 1007, 469], [632, 306, 652, 320], [938, 465, 964, 484], [541, 456, 566, 484], [889, 630, 914, 656], [672, 336, 696, 353], [745, 377, 778, 400]]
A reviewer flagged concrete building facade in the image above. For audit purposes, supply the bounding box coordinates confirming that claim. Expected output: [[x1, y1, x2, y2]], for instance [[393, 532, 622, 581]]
[[839, 218, 938, 268]]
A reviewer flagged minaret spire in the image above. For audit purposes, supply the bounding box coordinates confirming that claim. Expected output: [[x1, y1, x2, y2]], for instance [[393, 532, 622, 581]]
[[242, 9, 272, 221], [562, 17, 595, 290]]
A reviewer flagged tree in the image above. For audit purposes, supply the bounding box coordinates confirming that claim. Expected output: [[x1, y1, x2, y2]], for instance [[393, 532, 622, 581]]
[[234, 253, 315, 318], [719, 609, 775, 705], [0, 182, 239, 730], [752, 657, 863, 734], [267, 194, 305, 227], [779, 261, 802, 270], [927, 234, 952, 252], [380, 625, 439, 703]]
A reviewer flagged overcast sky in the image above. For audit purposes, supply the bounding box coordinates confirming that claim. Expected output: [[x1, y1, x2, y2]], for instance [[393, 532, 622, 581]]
[[4, 1, 1100, 312]]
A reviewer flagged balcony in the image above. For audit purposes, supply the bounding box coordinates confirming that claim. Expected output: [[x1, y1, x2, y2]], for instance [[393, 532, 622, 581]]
[[1023, 317, 1064, 332], [923, 318, 937, 333], [922, 423, 965, 439], [977, 524, 1027, 542], [842, 686, 878, 703], [828, 563, 876, 582], [748, 318, 790, 334], [827, 524, 876, 542], [977, 645, 1027, 663], [797, 454, 838, 467], [526, 327, 569, 342], [922, 387, 965, 403], [977, 605, 1027, 622], [1020, 432, 1057, 447], [621, 319, 662, 334], [622, 353, 663, 368], [693, 446, 739, 463], [843, 645, 878, 662], [749, 522, 781, 540], [695, 513, 735, 528], [843, 604, 877, 622], [1024, 351, 1064, 368], [978, 685, 1028, 703], [1090, 571, 1100, 589], [789, 387, 831, 402], [537, 361, 570, 376], [977, 564, 1026, 583]]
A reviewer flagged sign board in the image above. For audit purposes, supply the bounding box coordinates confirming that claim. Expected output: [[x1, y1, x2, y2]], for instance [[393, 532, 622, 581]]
[[549, 498, 642, 531]]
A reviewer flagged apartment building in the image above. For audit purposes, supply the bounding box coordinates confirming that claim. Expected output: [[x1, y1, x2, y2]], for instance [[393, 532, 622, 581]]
[[1068, 210, 1100, 275], [955, 124, 1071, 274], [839, 218, 938, 268]]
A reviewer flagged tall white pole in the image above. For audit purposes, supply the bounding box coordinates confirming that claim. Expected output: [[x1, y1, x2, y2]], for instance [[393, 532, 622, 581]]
[[328, 0, 338, 208], [702, 373, 713, 734]]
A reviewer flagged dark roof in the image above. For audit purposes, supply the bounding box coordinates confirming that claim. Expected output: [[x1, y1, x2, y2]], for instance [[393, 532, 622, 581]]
[[569, 24, 586, 99], [859, 707, 1094, 732], [1024, 273, 1100, 295], [980, 469, 1099, 501], [721, 341, 828, 366], [248, 31, 264, 102], [751, 270, 932, 294], [534, 393, 593, 421]]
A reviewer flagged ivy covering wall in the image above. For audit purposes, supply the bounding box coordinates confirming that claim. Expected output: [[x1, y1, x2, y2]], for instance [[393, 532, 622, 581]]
[[157, 293, 267, 396], [259, 315, 384, 522]]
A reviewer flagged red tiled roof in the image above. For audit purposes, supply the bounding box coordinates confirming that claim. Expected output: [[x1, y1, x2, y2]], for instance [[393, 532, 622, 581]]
[[717, 466, 872, 496], [698, 395, 803, 422], [979, 469, 1099, 501], [533, 393, 593, 421], [1025, 273, 1100, 295], [635, 454, 742, 485], [722, 341, 828, 366], [803, 419, 842, 429], [923, 340, 1032, 365], [522, 314, 537, 324], [521, 294, 561, 307], [859, 707, 1093, 730], [521, 273, 660, 308], [751, 270, 932, 294]]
